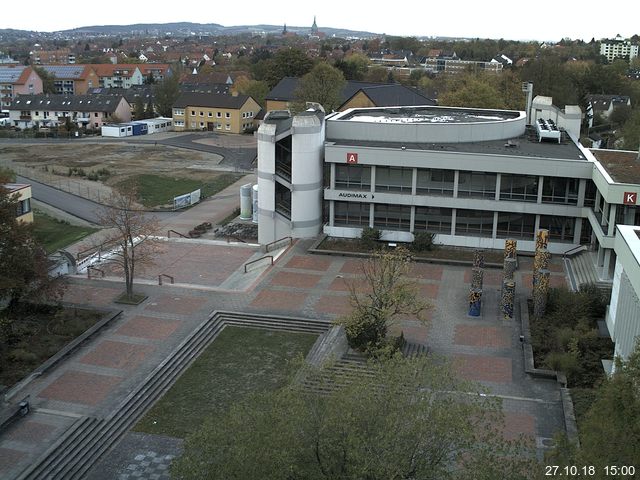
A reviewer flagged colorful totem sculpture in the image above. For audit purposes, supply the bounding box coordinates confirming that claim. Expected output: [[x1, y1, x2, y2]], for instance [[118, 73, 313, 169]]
[[468, 249, 485, 316], [500, 239, 517, 318], [533, 269, 550, 317]]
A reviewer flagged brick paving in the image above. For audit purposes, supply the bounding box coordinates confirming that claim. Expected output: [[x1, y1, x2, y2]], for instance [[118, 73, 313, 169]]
[[521, 273, 568, 289], [80, 340, 155, 370], [115, 316, 182, 340], [463, 268, 505, 286], [38, 370, 123, 406], [3, 420, 57, 443], [454, 325, 511, 348], [0, 237, 571, 478]]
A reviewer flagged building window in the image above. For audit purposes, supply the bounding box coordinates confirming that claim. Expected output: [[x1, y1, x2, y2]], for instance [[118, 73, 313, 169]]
[[416, 168, 454, 196], [216, 124, 222, 129], [457, 171, 497, 199], [374, 204, 411, 231], [584, 180, 597, 207], [208, 112, 213, 117], [199, 122, 204, 128], [496, 212, 536, 239], [225, 124, 231, 130], [456, 209, 494, 237], [539, 215, 575, 242], [175, 109, 184, 116], [375, 166, 413, 193], [217, 112, 221, 118], [191, 110, 195, 116], [335, 164, 371, 190], [334, 201, 370, 227], [414, 206, 452, 233], [225, 112, 231, 118], [500, 174, 538, 202], [542, 177, 578, 205], [199, 111, 204, 116], [16, 198, 31, 216]]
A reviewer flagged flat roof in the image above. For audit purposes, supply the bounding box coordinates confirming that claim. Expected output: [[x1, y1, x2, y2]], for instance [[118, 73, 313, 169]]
[[2, 183, 30, 192], [328, 134, 587, 161], [590, 149, 640, 184], [335, 106, 521, 124]]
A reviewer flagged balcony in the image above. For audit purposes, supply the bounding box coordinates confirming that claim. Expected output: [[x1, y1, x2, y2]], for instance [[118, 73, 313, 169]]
[[19, 115, 31, 120]]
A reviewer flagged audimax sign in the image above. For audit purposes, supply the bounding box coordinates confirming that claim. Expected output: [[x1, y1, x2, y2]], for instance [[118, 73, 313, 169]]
[[338, 192, 368, 199]]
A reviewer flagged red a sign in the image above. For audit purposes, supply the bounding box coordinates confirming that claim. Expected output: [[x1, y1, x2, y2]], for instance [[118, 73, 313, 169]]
[[623, 192, 637, 205], [346, 152, 358, 164]]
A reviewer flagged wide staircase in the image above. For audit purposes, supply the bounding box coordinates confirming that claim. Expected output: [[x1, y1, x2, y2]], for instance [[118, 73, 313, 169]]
[[16, 311, 330, 480], [565, 250, 612, 293]]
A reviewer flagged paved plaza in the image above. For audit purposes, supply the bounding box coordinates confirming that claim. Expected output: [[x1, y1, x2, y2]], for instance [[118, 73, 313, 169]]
[[0, 236, 570, 479]]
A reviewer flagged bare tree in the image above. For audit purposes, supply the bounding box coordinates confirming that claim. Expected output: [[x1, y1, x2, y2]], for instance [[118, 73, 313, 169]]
[[336, 247, 431, 356], [97, 184, 161, 299]]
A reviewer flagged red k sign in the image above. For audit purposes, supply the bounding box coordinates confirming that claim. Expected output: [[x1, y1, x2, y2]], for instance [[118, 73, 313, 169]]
[[623, 192, 637, 205], [346, 152, 358, 164]]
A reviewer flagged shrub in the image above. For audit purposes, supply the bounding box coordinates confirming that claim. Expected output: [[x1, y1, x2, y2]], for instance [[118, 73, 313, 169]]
[[411, 232, 435, 253], [360, 227, 381, 250], [7, 348, 38, 363]]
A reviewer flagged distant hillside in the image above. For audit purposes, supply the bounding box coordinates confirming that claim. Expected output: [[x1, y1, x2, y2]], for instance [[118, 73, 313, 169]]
[[1, 22, 378, 39]]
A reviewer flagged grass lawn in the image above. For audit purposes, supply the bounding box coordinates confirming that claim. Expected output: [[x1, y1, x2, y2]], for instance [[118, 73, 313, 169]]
[[133, 326, 318, 439], [0, 306, 104, 388], [32, 210, 98, 253], [117, 173, 241, 208]]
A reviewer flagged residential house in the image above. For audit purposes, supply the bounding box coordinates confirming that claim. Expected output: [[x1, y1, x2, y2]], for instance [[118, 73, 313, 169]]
[[3, 184, 33, 223], [586, 94, 632, 127], [172, 92, 260, 133], [39, 65, 99, 95], [419, 56, 503, 74], [30, 49, 76, 65], [491, 54, 513, 66], [138, 64, 172, 83], [87, 85, 154, 118], [265, 77, 436, 112], [9, 94, 131, 130], [0, 66, 43, 112], [93, 64, 144, 89]]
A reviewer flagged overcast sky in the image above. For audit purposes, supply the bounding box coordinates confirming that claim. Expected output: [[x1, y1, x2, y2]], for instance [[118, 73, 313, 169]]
[[9, 0, 639, 42]]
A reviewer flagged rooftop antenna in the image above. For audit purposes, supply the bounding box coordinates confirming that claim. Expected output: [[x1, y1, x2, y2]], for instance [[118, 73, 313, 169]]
[[522, 82, 533, 125]]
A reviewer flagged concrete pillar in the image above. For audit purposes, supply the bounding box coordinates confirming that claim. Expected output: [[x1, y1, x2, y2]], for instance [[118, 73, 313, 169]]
[[453, 170, 459, 198], [577, 179, 586, 207], [329, 200, 335, 227], [608, 204, 617, 236], [602, 249, 612, 281], [573, 217, 582, 245], [369, 203, 374, 227], [492, 211, 498, 238], [537, 176, 544, 203], [410, 206, 416, 233], [330, 163, 336, 189], [411, 168, 417, 196], [468, 288, 482, 317], [495, 173, 501, 201], [370, 165, 376, 193], [451, 209, 457, 236], [501, 280, 515, 320]]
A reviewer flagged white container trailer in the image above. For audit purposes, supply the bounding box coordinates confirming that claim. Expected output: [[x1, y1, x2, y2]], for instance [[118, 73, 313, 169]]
[[101, 124, 133, 137], [136, 117, 173, 134]]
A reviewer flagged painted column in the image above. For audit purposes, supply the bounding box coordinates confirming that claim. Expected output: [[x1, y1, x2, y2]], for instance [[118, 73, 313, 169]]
[[468, 288, 482, 317], [533, 269, 550, 318], [501, 280, 515, 320]]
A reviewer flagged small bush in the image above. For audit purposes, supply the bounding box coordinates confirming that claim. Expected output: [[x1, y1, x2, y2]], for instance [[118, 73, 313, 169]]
[[7, 348, 38, 363], [360, 227, 381, 250], [411, 232, 435, 253]]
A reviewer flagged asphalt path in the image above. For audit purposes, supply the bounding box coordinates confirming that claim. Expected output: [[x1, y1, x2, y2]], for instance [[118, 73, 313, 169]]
[[17, 175, 177, 224]]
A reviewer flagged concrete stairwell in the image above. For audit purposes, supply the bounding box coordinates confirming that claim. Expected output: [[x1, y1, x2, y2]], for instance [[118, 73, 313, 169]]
[[565, 251, 612, 293]]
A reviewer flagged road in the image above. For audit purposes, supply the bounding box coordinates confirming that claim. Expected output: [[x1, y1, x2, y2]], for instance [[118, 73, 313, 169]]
[[18, 176, 177, 224]]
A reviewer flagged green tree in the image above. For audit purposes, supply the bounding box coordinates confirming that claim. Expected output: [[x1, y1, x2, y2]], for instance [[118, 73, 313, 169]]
[[235, 77, 270, 109], [133, 96, 146, 120], [253, 47, 314, 88], [549, 340, 640, 476], [364, 66, 389, 83], [335, 53, 370, 80], [0, 180, 64, 311], [336, 247, 429, 356], [153, 75, 180, 117], [294, 62, 346, 112], [32, 66, 56, 94], [620, 108, 640, 150], [172, 355, 537, 480], [145, 101, 155, 119]]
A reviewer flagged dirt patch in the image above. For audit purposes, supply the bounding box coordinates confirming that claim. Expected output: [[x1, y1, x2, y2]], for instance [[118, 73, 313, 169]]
[[0, 143, 219, 182]]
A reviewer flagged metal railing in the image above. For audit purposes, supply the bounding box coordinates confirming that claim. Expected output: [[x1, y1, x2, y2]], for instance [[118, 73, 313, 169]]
[[158, 274, 174, 285], [226, 234, 246, 243], [87, 266, 105, 279], [244, 255, 273, 273], [265, 236, 293, 253], [562, 245, 586, 259], [167, 229, 188, 238]]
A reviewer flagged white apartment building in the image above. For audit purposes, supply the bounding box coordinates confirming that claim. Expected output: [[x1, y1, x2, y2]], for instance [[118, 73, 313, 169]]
[[600, 36, 639, 62]]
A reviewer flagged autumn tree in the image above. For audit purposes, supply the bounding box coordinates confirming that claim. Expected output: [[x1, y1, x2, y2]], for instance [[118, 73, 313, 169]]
[[97, 184, 161, 300], [0, 179, 65, 312], [336, 247, 429, 357], [153, 73, 180, 117], [172, 354, 538, 480], [32, 66, 56, 94], [294, 62, 346, 113], [252, 47, 314, 88], [234, 76, 270, 108]]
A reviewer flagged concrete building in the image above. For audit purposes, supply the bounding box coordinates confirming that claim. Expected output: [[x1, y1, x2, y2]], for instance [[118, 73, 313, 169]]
[[93, 65, 144, 89], [600, 36, 639, 62], [530, 96, 582, 139], [259, 105, 640, 285], [0, 66, 43, 112], [607, 224, 640, 362]]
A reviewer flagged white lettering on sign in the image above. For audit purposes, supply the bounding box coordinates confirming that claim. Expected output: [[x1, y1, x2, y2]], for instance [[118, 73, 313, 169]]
[[623, 192, 637, 205], [346, 152, 358, 164]]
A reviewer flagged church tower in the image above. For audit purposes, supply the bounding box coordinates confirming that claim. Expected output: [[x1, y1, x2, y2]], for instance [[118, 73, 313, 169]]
[[311, 16, 318, 35]]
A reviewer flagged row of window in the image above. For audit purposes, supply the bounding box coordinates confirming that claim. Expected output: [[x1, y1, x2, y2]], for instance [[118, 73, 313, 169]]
[[333, 202, 580, 242], [334, 165, 586, 206], [174, 110, 255, 119], [188, 122, 231, 130]]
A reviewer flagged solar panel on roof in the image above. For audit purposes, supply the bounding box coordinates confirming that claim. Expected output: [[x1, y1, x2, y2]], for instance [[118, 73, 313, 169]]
[[0, 66, 26, 83]]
